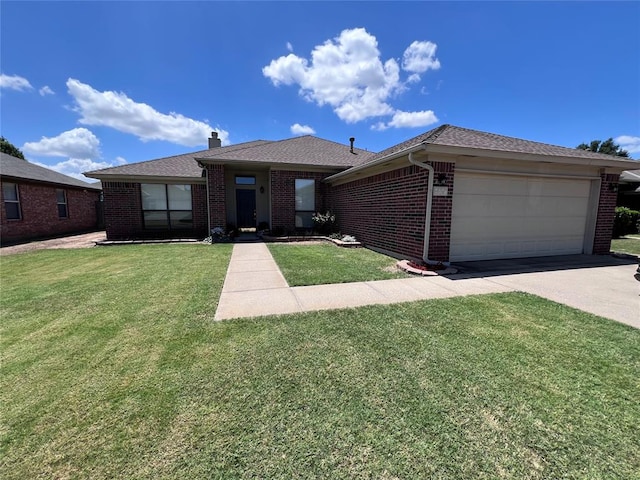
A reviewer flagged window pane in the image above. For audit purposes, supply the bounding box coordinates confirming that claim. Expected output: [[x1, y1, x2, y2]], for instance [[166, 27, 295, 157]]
[[235, 176, 256, 185], [141, 184, 167, 210], [295, 212, 314, 228], [167, 184, 191, 210], [58, 204, 68, 218], [3, 183, 18, 201], [144, 211, 169, 228], [295, 179, 315, 210], [5, 202, 20, 220], [170, 211, 193, 229], [56, 189, 66, 204]]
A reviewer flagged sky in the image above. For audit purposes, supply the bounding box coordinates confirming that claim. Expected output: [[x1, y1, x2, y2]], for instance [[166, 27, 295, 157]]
[[1, 1, 639, 182]]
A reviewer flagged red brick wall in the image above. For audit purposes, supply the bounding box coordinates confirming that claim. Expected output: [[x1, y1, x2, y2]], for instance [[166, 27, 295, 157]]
[[205, 164, 226, 229], [270, 170, 331, 232], [329, 161, 454, 262], [1, 180, 100, 244], [593, 172, 619, 254], [102, 181, 207, 240]]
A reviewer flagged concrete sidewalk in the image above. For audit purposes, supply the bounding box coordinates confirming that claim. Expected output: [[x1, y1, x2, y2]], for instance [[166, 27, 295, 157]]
[[215, 243, 639, 328], [214, 243, 514, 320]]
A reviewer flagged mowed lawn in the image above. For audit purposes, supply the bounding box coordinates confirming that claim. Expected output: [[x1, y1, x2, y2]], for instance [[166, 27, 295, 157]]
[[268, 242, 408, 285], [611, 235, 640, 256], [1, 246, 639, 479]]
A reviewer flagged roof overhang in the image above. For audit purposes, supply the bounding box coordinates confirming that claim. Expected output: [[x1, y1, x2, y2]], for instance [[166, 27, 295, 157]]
[[325, 142, 639, 184], [0, 174, 102, 191], [84, 174, 205, 184], [195, 158, 349, 173]]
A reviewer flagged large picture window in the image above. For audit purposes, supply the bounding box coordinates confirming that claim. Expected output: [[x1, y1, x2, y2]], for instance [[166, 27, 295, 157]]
[[3, 182, 21, 220], [295, 179, 315, 228], [142, 184, 192, 229]]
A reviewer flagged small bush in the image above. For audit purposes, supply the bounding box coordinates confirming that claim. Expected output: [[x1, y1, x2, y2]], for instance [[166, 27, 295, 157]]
[[613, 207, 640, 238], [312, 211, 337, 235]]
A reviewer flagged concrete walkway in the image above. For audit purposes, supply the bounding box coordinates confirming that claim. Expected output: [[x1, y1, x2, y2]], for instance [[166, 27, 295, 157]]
[[215, 243, 639, 328]]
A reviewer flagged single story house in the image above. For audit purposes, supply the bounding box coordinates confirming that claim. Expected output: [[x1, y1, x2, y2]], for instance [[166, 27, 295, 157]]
[[617, 169, 640, 210], [1, 152, 102, 245], [86, 125, 637, 262]]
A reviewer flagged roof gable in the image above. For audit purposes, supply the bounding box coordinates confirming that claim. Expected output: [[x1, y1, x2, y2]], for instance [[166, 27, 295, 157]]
[[368, 124, 638, 163], [1, 152, 101, 190], [196, 135, 375, 167]]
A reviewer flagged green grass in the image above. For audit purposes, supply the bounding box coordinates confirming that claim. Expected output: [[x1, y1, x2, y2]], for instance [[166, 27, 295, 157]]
[[611, 235, 640, 256], [2, 246, 639, 479], [268, 242, 408, 286]]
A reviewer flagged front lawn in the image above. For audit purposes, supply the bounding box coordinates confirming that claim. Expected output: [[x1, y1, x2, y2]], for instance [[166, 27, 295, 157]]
[[611, 235, 640, 256], [2, 246, 639, 479], [268, 242, 408, 286]]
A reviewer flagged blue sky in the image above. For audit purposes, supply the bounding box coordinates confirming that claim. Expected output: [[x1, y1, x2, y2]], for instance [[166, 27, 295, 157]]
[[1, 1, 639, 181]]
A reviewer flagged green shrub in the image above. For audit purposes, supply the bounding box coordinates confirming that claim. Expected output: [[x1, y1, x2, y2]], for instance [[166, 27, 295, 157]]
[[312, 211, 337, 235], [612, 207, 640, 238]]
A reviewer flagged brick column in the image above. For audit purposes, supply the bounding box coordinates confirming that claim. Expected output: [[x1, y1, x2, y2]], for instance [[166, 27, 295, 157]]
[[206, 164, 226, 230], [427, 161, 455, 262], [592, 172, 619, 254]]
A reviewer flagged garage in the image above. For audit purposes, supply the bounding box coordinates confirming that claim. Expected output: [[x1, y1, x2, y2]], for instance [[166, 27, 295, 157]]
[[450, 172, 597, 261]]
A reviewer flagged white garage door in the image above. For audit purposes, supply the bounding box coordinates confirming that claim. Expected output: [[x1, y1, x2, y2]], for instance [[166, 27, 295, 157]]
[[450, 173, 593, 261]]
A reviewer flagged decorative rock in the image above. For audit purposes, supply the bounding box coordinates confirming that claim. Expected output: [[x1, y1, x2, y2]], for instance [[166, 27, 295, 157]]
[[397, 259, 458, 276]]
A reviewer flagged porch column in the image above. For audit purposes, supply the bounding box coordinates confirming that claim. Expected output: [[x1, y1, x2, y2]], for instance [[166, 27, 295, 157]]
[[206, 164, 226, 230]]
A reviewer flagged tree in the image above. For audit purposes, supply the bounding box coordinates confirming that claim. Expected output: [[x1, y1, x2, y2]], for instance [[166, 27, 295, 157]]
[[576, 138, 630, 157], [0, 136, 26, 160]]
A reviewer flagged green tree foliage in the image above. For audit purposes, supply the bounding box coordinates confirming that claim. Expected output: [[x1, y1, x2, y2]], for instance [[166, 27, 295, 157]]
[[0, 137, 26, 160], [576, 138, 630, 157]]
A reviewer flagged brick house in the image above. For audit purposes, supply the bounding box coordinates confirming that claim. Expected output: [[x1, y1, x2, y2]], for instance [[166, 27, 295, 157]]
[[85, 125, 637, 262], [1, 152, 102, 244]]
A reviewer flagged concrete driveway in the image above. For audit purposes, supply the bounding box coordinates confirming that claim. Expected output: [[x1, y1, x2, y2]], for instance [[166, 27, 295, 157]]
[[0, 231, 106, 255], [451, 255, 640, 329]]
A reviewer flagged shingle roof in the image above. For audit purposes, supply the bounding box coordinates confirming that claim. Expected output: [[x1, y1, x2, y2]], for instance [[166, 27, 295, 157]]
[[85, 140, 272, 178], [196, 135, 375, 167], [1, 152, 101, 190], [369, 124, 637, 163]]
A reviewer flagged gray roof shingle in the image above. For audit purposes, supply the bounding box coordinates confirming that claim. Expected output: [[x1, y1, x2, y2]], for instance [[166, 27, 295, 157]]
[[1, 152, 101, 190], [369, 124, 638, 163], [196, 135, 375, 167], [85, 140, 272, 178]]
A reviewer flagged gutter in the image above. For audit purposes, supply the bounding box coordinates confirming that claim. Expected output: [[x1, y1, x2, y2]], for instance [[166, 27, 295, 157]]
[[407, 147, 437, 264]]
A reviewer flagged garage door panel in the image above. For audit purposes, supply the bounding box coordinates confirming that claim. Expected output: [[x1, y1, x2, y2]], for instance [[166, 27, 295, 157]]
[[450, 173, 591, 261]]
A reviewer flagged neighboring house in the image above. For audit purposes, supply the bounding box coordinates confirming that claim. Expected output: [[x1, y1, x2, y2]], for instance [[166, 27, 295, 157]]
[[86, 126, 637, 262], [1, 152, 102, 244], [617, 169, 640, 210]]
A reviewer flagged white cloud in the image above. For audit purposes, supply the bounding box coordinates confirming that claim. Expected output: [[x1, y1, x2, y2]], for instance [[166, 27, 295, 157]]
[[0, 73, 33, 91], [290, 123, 316, 135], [615, 135, 640, 155], [23, 128, 101, 159], [66, 78, 229, 147], [402, 41, 440, 75], [263, 28, 440, 127], [39, 85, 55, 96], [286, 42, 293, 52], [34, 157, 128, 182], [371, 110, 439, 131]]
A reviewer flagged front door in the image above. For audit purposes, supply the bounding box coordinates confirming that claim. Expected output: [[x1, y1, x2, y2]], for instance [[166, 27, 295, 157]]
[[236, 189, 256, 228]]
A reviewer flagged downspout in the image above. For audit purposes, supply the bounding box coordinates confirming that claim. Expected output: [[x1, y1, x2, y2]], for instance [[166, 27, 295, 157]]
[[408, 147, 436, 264]]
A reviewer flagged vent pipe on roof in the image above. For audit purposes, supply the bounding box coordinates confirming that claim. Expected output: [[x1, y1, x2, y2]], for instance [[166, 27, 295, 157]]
[[209, 131, 221, 149], [349, 137, 355, 154]]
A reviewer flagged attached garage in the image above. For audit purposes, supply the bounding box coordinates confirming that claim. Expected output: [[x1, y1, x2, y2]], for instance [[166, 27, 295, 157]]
[[450, 172, 598, 261]]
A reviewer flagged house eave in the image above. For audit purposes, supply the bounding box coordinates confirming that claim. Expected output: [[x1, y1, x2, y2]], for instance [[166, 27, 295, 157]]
[[84, 173, 206, 184], [325, 143, 637, 184], [195, 157, 350, 173], [0, 174, 102, 191]]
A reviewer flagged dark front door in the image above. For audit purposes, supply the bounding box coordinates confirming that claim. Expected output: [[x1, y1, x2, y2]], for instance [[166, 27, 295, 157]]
[[236, 189, 256, 228]]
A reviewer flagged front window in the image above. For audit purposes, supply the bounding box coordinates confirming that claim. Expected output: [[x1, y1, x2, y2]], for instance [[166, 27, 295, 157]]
[[56, 189, 68, 218], [3, 182, 21, 220], [141, 184, 192, 229], [295, 179, 315, 228]]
